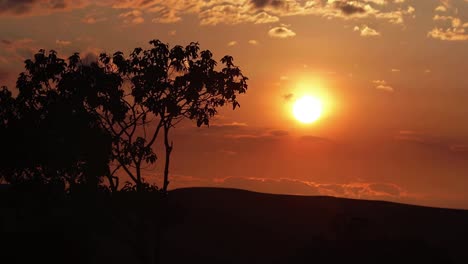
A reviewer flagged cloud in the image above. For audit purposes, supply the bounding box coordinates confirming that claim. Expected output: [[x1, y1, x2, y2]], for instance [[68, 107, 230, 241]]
[[250, 0, 285, 9], [169, 176, 410, 202], [248, 39, 259, 45], [0, 38, 39, 86], [56, 39, 71, 46], [300, 135, 332, 142], [0, 0, 55, 15], [391, 68, 400, 72], [354, 25, 381, 37], [227, 41, 237, 47], [373, 80, 387, 85], [392, 130, 468, 165], [435, 5, 447, 12], [7, 2, 400, 24], [376, 84, 394, 92], [222, 127, 290, 141], [269, 130, 289, 137], [224, 132, 285, 140], [372, 80, 393, 92], [201, 121, 251, 135], [394, 130, 468, 157], [373, 5, 414, 25], [0, 38, 37, 63], [199, 5, 279, 25], [364, 0, 388, 6], [0, 0, 38, 15], [196, 123, 295, 143], [0, 0, 418, 31], [151, 9, 182, 23], [393, 130, 468, 159], [428, 2, 468, 41], [395, 130, 431, 144], [0, 0, 90, 16], [428, 27, 468, 41], [210, 122, 248, 129], [216, 177, 321, 196], [368, 183, 401, 196], [131, 17, 144, 24], [333, 1, 366, 16], [268, 26, 296, 38], [119, 9, 144, 25], [50, 0, 66, 9], [81, 15, 107, 24]]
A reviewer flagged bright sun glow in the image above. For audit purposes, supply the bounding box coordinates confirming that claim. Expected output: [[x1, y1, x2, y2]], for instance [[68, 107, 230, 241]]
[[293, 96, 322, 124]]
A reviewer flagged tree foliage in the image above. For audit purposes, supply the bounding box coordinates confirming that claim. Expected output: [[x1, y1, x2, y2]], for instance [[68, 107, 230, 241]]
[[0, 40, 248, 193], [0, 50, 112, 191]]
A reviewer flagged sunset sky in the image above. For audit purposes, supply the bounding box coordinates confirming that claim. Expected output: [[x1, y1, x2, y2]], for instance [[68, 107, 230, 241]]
[[1, 0, 468, 209]]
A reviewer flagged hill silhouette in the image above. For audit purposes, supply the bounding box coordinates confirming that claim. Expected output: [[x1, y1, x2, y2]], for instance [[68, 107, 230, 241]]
[[2, 186, 468, 264], [161, 187, 468, 264]]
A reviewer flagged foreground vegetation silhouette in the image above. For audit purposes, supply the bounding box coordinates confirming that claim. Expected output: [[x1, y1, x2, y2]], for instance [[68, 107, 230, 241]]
[[0, 39, 248, 193], [0, 39, 248, 264]]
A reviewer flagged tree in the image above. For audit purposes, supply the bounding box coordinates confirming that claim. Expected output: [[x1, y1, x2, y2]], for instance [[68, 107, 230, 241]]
[[0, 50, 113, 192], [102, 40, 248, 192], [1, 40, 248, 193]]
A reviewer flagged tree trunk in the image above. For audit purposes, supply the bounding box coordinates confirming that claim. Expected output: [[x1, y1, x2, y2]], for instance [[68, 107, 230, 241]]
[[136, 161, 142, 192], [162, 124, 172, 193], [105, 173, 118, 193]]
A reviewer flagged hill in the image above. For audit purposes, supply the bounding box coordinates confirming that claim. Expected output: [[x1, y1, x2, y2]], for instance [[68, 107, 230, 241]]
[[1, 186, 468, 263], [160, 187, 468, 263]]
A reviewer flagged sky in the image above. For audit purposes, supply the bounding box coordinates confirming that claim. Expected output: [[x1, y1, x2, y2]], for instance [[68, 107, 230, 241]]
[[1, 0, 468, 209]]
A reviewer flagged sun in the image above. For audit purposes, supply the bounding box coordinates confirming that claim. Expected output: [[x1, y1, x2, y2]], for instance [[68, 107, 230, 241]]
[[292, 96, 323, 124]]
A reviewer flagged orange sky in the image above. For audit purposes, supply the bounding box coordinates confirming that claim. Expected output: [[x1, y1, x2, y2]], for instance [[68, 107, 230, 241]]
[[1, 0, 468, 209]]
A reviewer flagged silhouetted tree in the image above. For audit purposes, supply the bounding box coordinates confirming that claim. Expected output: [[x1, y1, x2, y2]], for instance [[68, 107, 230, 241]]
[[1, 40, 248, 194], [0, 50, 112, 192], [100, 40, 248, 192]]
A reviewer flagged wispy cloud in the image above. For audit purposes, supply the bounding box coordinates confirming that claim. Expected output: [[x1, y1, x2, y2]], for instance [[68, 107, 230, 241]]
[[167, 175, 411, 202], [428, 2, 468, 41], [268, 26, 296, 38], [333, 1, 366, 16], [428, 28, 468, 41], [0, 38, 37, 62], [0, 0, 417, 31], [354, 25, 381, 37], [372, 80, 394, 92], [56, 39, 71, 46], [119, 9, 144, 25], [227, 41, 238, 47]]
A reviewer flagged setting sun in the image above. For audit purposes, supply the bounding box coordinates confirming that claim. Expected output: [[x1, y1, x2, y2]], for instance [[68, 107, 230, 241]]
[[292, 96, 322, 124]]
